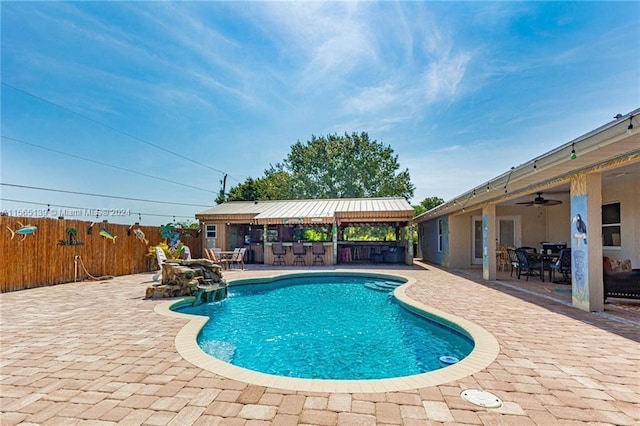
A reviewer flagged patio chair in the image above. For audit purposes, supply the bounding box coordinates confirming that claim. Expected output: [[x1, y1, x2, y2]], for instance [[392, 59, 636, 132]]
[[497, 245, 510, 272], [204, 248, 220, 263], [152, 246, 167, 282], [221, 248, 245, 270], [507, 248, 520, 277], [292, 242, 306, 266], [182, 246, 192, 260], [515, 248, 545, 281], [550, 248, 571, 283], [518, 246, 538, 254], [227, 247, 246, 269], [271, 243, 286, 266], [312, 242, 325, 265]]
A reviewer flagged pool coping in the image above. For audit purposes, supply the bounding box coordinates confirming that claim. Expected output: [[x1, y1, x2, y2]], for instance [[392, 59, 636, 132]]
[[155, 270, 500, 392]]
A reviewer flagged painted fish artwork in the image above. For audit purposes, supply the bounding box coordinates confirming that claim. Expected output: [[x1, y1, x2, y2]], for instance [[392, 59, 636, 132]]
[[7, 222, 38, 241], [133, 228, 148, 244], [99, 227, 117, 243]]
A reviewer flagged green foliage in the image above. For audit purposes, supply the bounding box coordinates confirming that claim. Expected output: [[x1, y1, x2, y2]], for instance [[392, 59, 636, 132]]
[[223, 172, 295, 202], [175, 219, 199, 230], [147, 241, 186, 260], [413, 196, 445, 216], [292, 226, 331, 241], [343, 225, 397, 241], [220, 132, 414, 202]]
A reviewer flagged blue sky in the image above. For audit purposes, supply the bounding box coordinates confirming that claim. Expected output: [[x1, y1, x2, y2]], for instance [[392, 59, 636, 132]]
[[2, 1, 639, 225]]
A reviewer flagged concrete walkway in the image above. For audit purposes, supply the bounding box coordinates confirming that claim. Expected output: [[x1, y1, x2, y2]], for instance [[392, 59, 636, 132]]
[[1, 262, 639, 425]]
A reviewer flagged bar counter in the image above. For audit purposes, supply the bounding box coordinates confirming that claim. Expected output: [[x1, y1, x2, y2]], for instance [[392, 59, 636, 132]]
[[263, 242, 333, 266]]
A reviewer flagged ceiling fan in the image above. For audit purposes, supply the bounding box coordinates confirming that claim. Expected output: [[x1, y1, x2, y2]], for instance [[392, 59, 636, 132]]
[[516, 192, 563, 207]]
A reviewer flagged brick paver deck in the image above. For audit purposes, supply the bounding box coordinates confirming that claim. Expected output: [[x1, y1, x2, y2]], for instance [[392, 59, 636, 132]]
[[2, 261, 639, 425]]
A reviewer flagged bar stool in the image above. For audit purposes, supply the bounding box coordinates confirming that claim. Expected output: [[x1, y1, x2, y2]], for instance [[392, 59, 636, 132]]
[[361, 247, 370, 261], [352, 247, 360, 261], [292, 242, 306, 266], [338, 248, 352, 263]]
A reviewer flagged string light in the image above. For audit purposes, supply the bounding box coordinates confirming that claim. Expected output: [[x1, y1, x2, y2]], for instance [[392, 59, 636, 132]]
[[570, 143, 577, 160]]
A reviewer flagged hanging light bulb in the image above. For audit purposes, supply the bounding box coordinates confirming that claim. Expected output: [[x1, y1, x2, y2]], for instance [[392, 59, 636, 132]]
[[627, 115, 635, 135], [570, 143, 577, 160]]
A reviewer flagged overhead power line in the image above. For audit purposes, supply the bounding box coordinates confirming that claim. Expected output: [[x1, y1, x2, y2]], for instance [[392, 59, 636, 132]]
[[1, 198, 194, 220], [1, 81, 238, 181], [2, 135, 217, 195], [1, 183, 211, 208]]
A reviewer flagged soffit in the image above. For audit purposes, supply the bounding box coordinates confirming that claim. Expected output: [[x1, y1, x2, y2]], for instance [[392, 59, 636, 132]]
[[415, 111, 640, 222]]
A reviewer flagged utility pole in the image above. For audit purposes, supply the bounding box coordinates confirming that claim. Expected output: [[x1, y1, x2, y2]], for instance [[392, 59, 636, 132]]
[[220, 174, 227, 201]]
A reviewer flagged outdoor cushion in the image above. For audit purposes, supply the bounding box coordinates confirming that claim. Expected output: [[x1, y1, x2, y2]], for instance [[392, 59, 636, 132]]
[[609, 258, 633, 273]]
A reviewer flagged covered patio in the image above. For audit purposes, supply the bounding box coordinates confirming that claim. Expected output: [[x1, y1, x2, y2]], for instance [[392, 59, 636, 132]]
[[416, 109, 640, 312]]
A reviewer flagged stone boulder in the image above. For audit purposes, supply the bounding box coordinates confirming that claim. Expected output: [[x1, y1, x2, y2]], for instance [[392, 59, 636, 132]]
[[145, 258, 227, 299]]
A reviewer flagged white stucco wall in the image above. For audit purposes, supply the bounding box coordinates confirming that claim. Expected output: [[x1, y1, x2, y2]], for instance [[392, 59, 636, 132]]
[[602, 179, 640, 268]]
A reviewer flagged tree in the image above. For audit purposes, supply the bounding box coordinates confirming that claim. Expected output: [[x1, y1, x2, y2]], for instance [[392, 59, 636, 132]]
[[221, 132, 415, 202], [223, 172, 295, 202], [413, 196, 445, 216]]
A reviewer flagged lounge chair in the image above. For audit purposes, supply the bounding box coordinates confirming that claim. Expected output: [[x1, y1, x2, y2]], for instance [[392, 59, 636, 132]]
[[182, 246, 192, 260], [152, 247, 167, 282]]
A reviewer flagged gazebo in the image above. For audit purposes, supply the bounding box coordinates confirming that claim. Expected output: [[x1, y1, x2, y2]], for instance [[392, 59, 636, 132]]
[[195, 197, 415, 265]]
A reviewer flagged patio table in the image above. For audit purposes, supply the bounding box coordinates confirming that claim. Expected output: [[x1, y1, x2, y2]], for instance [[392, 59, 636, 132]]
[[529, 252, 559, 282], [219, 251, 236, 269]]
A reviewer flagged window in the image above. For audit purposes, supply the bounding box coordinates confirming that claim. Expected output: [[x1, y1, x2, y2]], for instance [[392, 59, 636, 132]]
[[437, 219, 445, 252], [602, 202, 621, 247], [205, 224, 217, 239]]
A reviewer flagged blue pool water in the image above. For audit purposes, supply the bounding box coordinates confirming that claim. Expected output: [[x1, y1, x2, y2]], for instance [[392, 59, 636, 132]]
[[175, 274, 474, 380]]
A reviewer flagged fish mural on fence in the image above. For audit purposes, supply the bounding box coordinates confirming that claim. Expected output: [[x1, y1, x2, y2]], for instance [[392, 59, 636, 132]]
[[99, 227, 117, 243], [133, 228, 149, 244], [7, 222, 38, 241]]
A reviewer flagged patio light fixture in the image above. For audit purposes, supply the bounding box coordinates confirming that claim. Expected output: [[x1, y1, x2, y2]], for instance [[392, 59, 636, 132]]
[[503, 167, 515, 193], [570, 143, 577, 160], [628, 115, 634, 133]]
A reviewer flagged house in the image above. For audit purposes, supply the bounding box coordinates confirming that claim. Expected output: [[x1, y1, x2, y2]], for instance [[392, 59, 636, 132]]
[[195, 197, 415, 266], [415, 109, 640, 312]]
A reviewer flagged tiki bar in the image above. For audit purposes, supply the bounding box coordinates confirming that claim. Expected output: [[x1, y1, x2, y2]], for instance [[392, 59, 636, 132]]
[[195, 197, 415, 266]]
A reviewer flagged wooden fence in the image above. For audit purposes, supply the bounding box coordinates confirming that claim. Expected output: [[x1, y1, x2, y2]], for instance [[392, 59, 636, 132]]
[[0, 216, 202, 293]]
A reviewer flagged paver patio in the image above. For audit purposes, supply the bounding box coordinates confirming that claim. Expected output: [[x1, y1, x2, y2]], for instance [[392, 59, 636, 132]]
[[1, 261, 639, 425]]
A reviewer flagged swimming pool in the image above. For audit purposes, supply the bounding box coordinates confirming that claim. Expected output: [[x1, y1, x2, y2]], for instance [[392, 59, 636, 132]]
[[159, 271, 500, 392], [175, 273, 473, 379]]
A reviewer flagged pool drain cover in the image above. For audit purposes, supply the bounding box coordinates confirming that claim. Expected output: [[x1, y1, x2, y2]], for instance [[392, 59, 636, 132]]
[[461, 389, 503, 408]]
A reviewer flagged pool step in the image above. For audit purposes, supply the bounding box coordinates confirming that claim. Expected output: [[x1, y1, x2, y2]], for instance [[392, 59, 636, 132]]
[[364, 281, 403, 292]]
